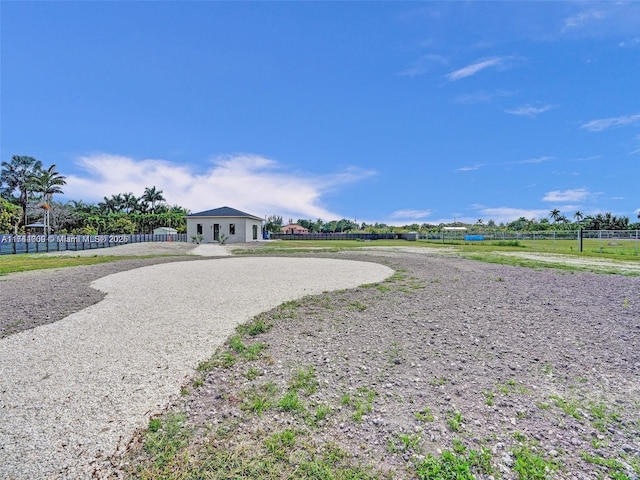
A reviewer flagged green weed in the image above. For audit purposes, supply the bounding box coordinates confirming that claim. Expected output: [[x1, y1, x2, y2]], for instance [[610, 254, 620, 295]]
[[550, 394, 583, 420], [237, 315, 273, 336], [264, 429, 297, 458], [483, 390, 495, 406], [342, 387, 376, 422], [241, 381, 278, 416], [414, 407, 435, 422], [387, 432, 421, 454], [512, 444, 559, 479], [143, 412, 192, 469], [429, 377, 447, 387], [288, 365, 318, 395], [446, 411, 463, 432]]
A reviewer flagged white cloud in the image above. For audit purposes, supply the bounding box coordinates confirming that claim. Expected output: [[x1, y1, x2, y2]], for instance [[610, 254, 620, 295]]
[[542, 188, 589, 202], [475, 206, 550, 224], [514, 156, 553, 165], [505, 104, 554, 117], [454, 89, 515, 104], [398, 54, 448, 78], [390, 209, 432, 220], [446, 57, 503, 81], [63, 153, 376, 221], [581, 113, 640, 132], [563, 9, 605, 31], [456, 164, 485, 172], [456, 156, 551, 171]]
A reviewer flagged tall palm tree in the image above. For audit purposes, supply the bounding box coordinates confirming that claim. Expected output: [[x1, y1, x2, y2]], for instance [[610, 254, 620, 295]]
[[142, 186, 165, 213], [549, 209, 561, 223], [573, 211, 583, 223], [0, 155, 43, 228], [122, 192, 139, 214], [34, 164, 67, 234], [98, 196, 119, 214]]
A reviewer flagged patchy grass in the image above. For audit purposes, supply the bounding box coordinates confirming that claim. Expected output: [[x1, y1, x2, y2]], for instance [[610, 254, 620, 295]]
[[341, 386, 377, 422], [0, 254, 170, 275]]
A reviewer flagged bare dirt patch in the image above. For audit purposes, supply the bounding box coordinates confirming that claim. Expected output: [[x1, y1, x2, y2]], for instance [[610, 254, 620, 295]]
[[114, 250, 640, 479]]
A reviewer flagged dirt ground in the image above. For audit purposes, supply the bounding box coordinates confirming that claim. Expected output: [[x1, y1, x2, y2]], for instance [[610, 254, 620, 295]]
[[1, 247, 639, 478], [122, 250, 639, 479]]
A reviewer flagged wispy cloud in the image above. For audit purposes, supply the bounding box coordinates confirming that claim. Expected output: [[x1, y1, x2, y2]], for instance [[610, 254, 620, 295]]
[[64, 153, 376, 221], [581, 113, 640, 132], [454, 89, 515, 105], [542, 188, 589, 203], [398, 54, 448, 78], [629, 134, 640, 155], [505, 104, 554, 117], [457, 156, 552, 172], [447, 57, 503, 81], [515, 156, 553, 165], [456, 164, 485, 172], [390, 209, 432, 220], [563, 9, 605, 31]]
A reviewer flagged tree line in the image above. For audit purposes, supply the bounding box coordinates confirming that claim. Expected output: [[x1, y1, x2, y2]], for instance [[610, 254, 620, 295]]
[[3, 155, 638, 236], [0, 155, 188, 234], [266, 209, 640, 235]]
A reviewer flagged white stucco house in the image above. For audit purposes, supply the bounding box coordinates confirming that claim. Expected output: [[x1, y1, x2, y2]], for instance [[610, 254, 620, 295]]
[[186, 206, 264, 244]]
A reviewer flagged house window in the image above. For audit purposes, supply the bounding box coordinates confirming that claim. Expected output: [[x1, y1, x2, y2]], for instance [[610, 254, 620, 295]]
[[229, 223, 235, 235], [197, 223, 203, 235]]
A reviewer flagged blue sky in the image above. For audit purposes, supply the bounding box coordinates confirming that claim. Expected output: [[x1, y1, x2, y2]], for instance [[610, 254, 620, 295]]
[[2, 1, 639, 225]]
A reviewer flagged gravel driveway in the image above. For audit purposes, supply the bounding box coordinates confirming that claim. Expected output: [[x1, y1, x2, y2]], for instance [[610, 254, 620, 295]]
[[0, 253, 392, 479]]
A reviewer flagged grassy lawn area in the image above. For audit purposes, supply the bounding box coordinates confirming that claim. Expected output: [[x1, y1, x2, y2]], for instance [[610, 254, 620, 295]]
[[0, 254, 177, 276], [421, 237, 640, 257], [2, 237, 639, 276]]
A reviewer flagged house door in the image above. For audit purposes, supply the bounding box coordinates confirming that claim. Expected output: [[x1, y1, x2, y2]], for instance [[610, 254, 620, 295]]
[[252, 225, 258, 240], [213, 224, 220, 241]]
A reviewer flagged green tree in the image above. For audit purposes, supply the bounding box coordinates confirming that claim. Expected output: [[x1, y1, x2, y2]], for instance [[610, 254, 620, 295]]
[[33, 164, 67, 234], [265, 215, 283, 233], [141, 186, 165, 213], [1, 155, 43, 228], [549, 209, 561, 223], [121, 192, 139, 214], [0, 197, 22, 233], [573, 211, 584, 223], [105, 215, 136, 234]]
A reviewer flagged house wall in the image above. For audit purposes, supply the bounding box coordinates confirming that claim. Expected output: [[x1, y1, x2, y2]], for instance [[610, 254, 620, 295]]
[[186, 217, 263, 243]]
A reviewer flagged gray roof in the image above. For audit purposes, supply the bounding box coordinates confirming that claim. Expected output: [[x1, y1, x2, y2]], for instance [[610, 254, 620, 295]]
[[187, 206, 263, 220]]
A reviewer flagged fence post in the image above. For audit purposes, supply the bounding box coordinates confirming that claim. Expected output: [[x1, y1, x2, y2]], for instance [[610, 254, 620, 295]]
[[578, 228, 583, 253]]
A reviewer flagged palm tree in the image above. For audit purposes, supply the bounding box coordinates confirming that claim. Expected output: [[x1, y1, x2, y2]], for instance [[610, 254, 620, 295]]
[[549, 209, 561, 223], [98, 196, 118, 214], [573, 211, 583, 223], [111, 193, 125, 213], [34, 164, 67, 234], [122, 192, 139, 214], [141, 186, 165, 213], [0, 155, 43, 228]]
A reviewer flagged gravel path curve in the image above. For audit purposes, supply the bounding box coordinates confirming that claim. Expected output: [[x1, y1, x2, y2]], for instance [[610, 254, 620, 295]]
[[0, 255, 393, 479]]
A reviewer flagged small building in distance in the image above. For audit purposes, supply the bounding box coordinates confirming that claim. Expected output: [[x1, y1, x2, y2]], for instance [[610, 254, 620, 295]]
[[281, 223, 309, 234], [186, 206, 263, 243], [153, 226, 178, 236]]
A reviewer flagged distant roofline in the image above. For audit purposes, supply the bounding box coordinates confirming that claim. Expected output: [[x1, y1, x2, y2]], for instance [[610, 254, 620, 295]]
[[186, 206, 263, 221]]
